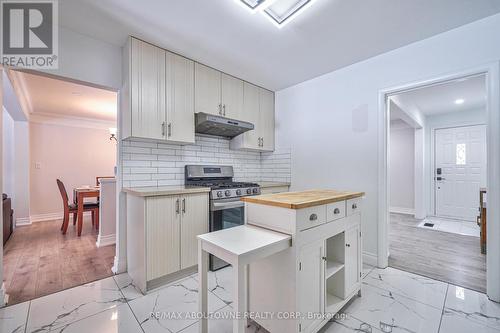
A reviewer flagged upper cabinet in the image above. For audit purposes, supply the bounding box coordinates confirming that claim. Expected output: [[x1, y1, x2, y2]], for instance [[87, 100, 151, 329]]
[[122, 36, 274, 151], [230, 83, 275, 152], [122, 37, 194, 144], [195, 63, 244, 119]]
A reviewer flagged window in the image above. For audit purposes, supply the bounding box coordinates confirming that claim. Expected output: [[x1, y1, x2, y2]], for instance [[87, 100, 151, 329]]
[[456, 143, 466, 165]]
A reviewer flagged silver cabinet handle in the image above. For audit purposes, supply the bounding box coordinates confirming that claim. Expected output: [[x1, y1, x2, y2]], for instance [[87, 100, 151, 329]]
[[168, 123, 172, 137], [346, 243, 351, 247], [175, 198, 180, 214], [309, 213, 318, 221], [161, 122, 166, 137], [322, 256, 327, 261], [352, 203, 358, 210], [218, 104, 222, 115], [261, 137, 264, 147], [182, 198, 186, 213], [334, 208, 340, 215], [223, 104, 226, 116]]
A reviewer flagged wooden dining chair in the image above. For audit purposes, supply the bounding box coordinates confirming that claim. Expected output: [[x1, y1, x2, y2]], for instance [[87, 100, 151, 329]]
[[57, 179, 99, 235]]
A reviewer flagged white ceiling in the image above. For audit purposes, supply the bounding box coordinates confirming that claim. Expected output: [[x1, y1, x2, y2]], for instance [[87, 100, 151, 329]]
[[10, 70, 117, 123], [394, 74, 486, 117], [59, 0, 500, 91]]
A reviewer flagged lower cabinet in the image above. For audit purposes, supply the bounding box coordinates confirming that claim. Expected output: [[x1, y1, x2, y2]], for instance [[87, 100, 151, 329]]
[[344, 225, 361, 295], [127, 192, 208, 293], [298, 240, 325, 333]]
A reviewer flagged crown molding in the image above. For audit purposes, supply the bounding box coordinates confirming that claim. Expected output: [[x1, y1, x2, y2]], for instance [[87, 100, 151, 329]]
[[29, 112, 115, 130]]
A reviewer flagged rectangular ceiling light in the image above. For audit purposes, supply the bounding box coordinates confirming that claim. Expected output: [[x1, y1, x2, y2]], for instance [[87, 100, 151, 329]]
[[264, 0, 313, 27]]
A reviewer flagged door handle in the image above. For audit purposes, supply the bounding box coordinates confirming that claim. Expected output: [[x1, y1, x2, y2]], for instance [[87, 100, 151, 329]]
[[175, 198, 180, 214], [309, 213, 318, 221], [223, 104, 226, 116], [334, 208, 340, 215], [352, 203, 357, 210], [346, 243, 351, 247], [218, 104, 222, 115], [182, 198, 186, 213], [161, 122, 166, 137], [168, 123, 172, 137]]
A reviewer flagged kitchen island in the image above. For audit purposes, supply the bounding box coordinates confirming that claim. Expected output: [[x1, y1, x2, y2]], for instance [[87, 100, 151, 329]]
[[198, 189, 364, 333]]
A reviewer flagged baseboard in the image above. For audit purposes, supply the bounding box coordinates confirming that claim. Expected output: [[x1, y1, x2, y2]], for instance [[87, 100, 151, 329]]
[[30, 212, 63, 223], [363, 251, 378, 267], [112, 255, 127, 274], [15, 217, 31, 226], [96, 233, 116, 248], [390, 207, 415, 215]]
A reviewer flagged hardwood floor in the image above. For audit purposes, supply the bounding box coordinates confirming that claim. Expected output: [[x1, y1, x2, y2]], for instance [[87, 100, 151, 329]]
[[3, 218, 115, 305], [389, 213, 486, 293]]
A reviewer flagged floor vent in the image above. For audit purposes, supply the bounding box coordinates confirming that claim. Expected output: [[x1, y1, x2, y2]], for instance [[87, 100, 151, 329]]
[[423, 222, 435, 227]]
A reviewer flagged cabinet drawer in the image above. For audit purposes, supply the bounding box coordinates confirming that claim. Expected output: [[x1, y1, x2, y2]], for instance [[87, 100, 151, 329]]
[[326, 201, 346, 222], [296, 205, 326, 231], [347, 198, 362, 216]]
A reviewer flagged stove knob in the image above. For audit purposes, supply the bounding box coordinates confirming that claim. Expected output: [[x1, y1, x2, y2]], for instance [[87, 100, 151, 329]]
[[236, 189, 242, 195], [252, 188, 259, 194], [217, 191, 223, 198], [246, 188, 252, 194], [225, 190, 231, 197]]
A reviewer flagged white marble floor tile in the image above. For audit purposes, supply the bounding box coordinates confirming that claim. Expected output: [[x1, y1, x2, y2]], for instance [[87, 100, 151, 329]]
[[191, 266, 233, 306], [341, 283, 442, 333], [129, 276, 227, 333], [364, 267, 448, 309], [26, 277, 126, 332], [50, 303, 142, 333], [114, 273, 144, 302], [318, 315, 384, 333], [178, 306, 264, 333], [441, 284, 500, 331], [0, 301, 29, 333]]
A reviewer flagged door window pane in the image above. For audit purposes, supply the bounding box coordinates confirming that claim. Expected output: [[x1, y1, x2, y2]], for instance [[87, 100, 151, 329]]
[[456, 143, 466, 165]]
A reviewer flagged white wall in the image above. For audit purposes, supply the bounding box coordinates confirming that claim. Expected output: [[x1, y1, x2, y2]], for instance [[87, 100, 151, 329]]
[[426, 108, 487, 215], [2, 107, 14, 196], [390, 125, 415, 213], [12, 121, 30, 224], [275, 13, 500, 258], [29, 122, 116, 218]]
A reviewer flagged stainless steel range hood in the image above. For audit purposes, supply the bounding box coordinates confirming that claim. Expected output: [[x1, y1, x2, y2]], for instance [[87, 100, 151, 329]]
[[195, 112, 254, 138]]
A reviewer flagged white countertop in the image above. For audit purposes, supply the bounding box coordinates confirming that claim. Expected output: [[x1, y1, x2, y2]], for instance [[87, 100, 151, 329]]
[[123, 185, 210, 197]]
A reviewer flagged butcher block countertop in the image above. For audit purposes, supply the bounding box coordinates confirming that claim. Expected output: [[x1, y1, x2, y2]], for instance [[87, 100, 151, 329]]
[[241, 189, 364, 209]]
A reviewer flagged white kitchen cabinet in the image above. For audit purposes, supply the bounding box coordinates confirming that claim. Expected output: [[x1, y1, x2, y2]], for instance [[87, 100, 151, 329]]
[[180, 193, 209, 269], [298, 240, 325, 333], [166, 51, 195, 144], [194, 63, 221, 116], [126, 191, 209, 293], [230, 83, 275, 152], [126, 37, 166, 140], [345, 225, 361, 296], [195, 63, 244, 119], [221, 73, 244, 119], [245, 193, 363, 333], [122, 37, 194, 144]]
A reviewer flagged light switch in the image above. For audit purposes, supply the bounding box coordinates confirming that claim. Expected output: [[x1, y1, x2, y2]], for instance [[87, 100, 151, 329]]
[[35, 162, 41, 169]]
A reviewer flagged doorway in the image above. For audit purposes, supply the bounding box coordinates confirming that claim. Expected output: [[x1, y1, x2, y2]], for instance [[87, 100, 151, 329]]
[[2, 68, 119, 305], [381, 69, 496, 295]]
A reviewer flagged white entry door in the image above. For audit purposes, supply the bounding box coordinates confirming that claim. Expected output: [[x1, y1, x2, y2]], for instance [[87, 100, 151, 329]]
[[435, 125, 486, 221]]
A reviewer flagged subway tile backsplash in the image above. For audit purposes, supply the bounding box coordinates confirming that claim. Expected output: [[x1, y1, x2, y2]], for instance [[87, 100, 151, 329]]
[[121, 135, 291, 188]]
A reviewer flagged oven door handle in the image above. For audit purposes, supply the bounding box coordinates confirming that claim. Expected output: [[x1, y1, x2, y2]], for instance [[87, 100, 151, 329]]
[[211, 200, 245, 211]]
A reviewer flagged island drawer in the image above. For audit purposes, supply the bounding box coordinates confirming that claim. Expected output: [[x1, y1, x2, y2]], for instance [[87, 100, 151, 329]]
[[326, 201, 346, 222], [347, 198, 362, 216], [296, 205, 327, 231]]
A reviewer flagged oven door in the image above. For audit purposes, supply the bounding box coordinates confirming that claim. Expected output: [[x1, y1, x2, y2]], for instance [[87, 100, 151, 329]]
[[209, 199, 245, 270]]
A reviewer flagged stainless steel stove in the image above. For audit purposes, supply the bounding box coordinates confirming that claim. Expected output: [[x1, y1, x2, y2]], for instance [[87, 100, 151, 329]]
[[185, 165, 261, 270]]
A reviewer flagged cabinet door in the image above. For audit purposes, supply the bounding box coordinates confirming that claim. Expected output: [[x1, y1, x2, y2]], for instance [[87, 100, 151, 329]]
[[345, 226, 360, 295], [130, 38, 166, 140], [180, 193, 209, 269], [194, 63, 221, 116], [166, 52, 195, 144], [298, 239, 324, 333], [241, 82, 261, 149], [221, 73, 244, 119], [146, 196, 181, 280], [259, 88, 275, 151]]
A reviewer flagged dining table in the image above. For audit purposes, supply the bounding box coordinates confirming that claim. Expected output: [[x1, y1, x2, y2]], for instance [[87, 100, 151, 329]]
[[73, 186, 100, 236]]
